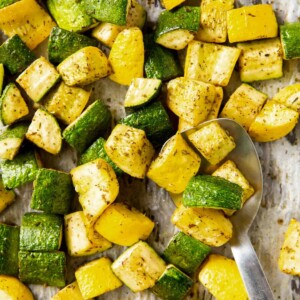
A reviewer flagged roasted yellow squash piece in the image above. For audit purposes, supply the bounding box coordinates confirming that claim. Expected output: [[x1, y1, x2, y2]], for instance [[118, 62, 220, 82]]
[[51, 281, 91, 300]]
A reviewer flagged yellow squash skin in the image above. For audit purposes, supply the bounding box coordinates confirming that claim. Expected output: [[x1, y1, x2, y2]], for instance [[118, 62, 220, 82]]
[[51, 281, 92, 300]]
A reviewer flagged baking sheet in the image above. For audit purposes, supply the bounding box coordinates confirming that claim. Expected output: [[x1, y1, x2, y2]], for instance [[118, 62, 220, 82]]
[[1, 0, 300, 299]]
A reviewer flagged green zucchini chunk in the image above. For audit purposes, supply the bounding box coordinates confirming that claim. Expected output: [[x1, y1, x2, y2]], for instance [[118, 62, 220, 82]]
[[183, 175, 243, 210], [20, 212, 63, 251], [280, 22, 300, 60], [162, 232, 211, 275], [78, 137, 123, 176], [0, 148, 41, 189], [83, 0, 130, 25], [144, 34, 183, 81], [0, 0, 19, 9], [30, 168, 74, 214], [46, 0, 96, 32], [48, 27, 98, 64], [0, 35, 35, 75], [0, 223, 19, 276], [18, 250, 66, 287], [119, 101, 174, 148], [151, 264, 194, 300], [0, 122, 28, 160], [63, 99, 112, 154], [124, 78, 162, 108]]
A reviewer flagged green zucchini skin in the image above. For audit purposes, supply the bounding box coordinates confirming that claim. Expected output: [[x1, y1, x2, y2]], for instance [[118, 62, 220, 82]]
[[63, 99, 112, 154], [151, 264, 194, 300], [0, 35, 35, 74], [144, 34, 183, 81], [162, 232, 211, 275], [183, 175, 243, 210], [48, 27, 98, 64], [280, 23, 300, 60], [0, 0, 19, 9], [30, 168, 74, 214], [119, 101, 174, 148], [20, 212, 63, 251], [0, 122, 28, 140], [18, 250, 66, 287], [0, 224, 19, 276], [78, 137, 123, 176]]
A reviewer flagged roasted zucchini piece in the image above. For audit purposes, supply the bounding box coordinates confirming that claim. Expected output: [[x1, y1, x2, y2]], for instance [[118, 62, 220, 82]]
[[0, 0, 19, 9], [154, 6, 200, 50], [0, 122, 28, 160], [227, 4, 278, 43], [147, 133, 201, 194], [126, 0, 146, 28], [70, 158, 119, 225], [94, 202, 154, 246], [51, 281, 86, 300], [0, 223, 19, 276], [167, 77, 216, 126], [237, 38, 283, 82], [172, 205, 233, 247], [280, 23, 300, 60], [0, 83, 29, 125], [0, 0, 56, 49], [48, 27, 98, 64], [75, 257, 123, 298], [184, 40, 241, 87], [249, 100, 299, 142], [220, 83, 267, 130], [16, 57, 60, 103], [26, 109, 62, 155], [63, 99, 111, 154], [105, 124, 155, 178], [112, 241, 166, 292], [160, 0, 185, 10], [57, 46, 110, 86], [0, 64, 4, 94], [109, 27, 144, 85], [199, 254, 248, 299], [119, 101, 174, 148], [0, 176, 15, 213], [0, 35, 35, 75], [65, 211, 112, 257], [30, 168, 74, 214], [162, 232, 211, 275], [19, 250, 66, 287]]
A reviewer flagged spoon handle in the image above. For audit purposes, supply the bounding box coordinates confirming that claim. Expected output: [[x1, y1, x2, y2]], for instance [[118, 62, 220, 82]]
[[230, 233, 274, 300]]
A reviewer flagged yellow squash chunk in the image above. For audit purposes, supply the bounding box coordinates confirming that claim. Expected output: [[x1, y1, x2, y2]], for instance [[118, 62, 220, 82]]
[[0, 177, 15, 213], [92, 23, 125, 48], [172, 205, 233, 247], [249, 100, 299, 142], [75, 257, 122, 299], [0, 0, 56, 49], [196, 0, 234, 43], [161, 0, 185, 10], [207, 86, 223, 120], [108, 27, 144, 85], [188, 122, 236, 166], [70, 159, 119, 225], [105, 124, 155, 179], [199, 254, 248, 299], [51, 281, 91, 300], [147, 133, 201, 194], [278, 218, 300, 276], [184, 40, 241, 87], [95, 202, 154, 246], [220, 83, 267, 130], [227, 4, 278, 43], [273, 83, 300, 113], [166, 77, 216, 126], [57, 46, 110, 86], [0, 275, 34, 300]]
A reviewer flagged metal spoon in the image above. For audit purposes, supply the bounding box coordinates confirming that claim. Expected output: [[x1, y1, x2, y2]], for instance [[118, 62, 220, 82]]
[[181, 118, 274, 300]]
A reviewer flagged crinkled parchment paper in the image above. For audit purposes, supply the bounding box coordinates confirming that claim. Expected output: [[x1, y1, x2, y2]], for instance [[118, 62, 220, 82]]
[[1, 0, 300, 299]]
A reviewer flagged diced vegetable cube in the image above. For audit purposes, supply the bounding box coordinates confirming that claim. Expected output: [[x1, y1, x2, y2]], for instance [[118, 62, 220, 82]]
[[0, 176, 15, 213], [51, 281, 87, 300], [75, 257, 123, 298], [147, 133, 201, 194], [30, 168, 74, 215], [227, 4, 278, 43], [199, 254, 248, 299], [280, 23, 300, 60], [0, 275, 34, 299], [16, 57, 60, 103], [162, 232, 211, 275], [105, 124, 155, 178], [92, 23, 125, 48], [112, 241, 166, 292], [161, 0, 185, 10], [94, 202, 154, 246], [0, 223, 19, 276], [184, 40, 241, 87], [172, 205, 233, 247], [126, 0, 146, 29]]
